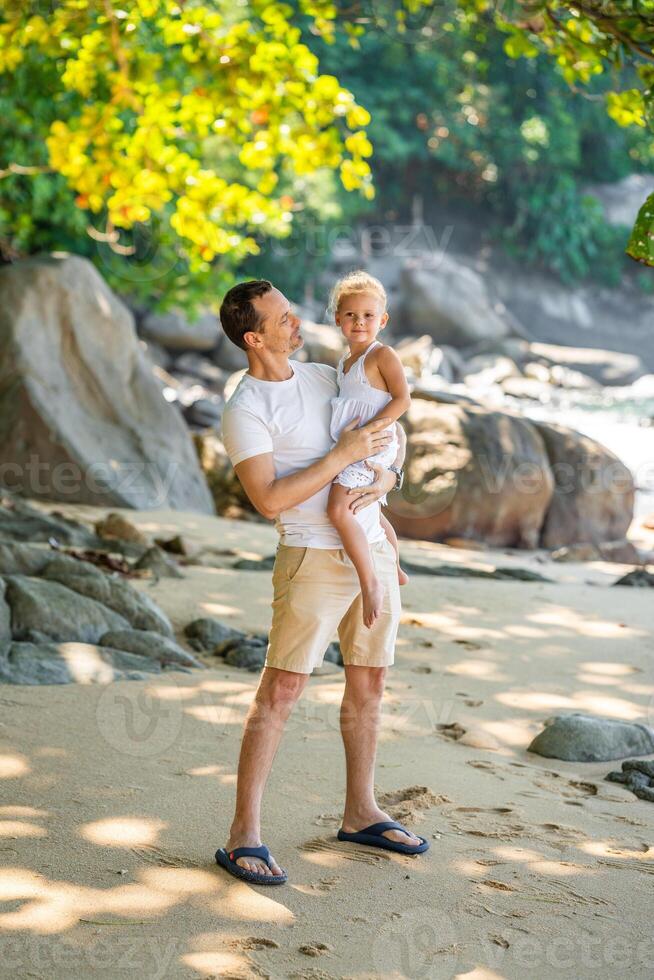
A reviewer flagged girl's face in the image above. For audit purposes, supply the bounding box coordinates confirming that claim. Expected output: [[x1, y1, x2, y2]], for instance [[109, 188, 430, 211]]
[[335, 291, 388, 347]]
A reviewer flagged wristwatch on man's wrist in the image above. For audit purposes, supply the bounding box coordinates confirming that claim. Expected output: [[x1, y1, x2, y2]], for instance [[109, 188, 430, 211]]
[[388, 465, 404, 491]]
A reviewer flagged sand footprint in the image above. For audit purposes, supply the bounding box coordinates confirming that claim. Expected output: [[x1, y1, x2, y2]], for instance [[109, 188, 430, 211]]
[[455, 806, 514, 815], [299, 942, 333, 957], [301, 835, 392, 863], [227, 937, 280, 951], [129, 844, 202, 868], [377, 784, 451, 822]]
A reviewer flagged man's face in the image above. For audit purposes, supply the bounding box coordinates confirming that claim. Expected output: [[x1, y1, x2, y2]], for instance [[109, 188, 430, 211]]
[[248, 287, 303, 355]]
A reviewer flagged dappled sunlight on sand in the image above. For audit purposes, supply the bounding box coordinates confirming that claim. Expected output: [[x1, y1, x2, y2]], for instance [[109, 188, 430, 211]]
[[503, 624, 548, 638], [182, 950, 254, 975], [0, 821, 46, 839], [528, 607, 644, 638], [145, 685, 199, 701], [445, 661, 509, 682], [4, 503, 654, 976], [401, 610, 505, 640], [481, 720, 534, 747], [495, 691, 574, 711], [58, 643, 116, 684], [0, 860, 294, 937], [199, 601, 242, 617], [139, 867, 219, 896], [0, 806, 46, 819], [580, 662, 640, 676], [492, 845, 594, 876], [80, 816, 166, 847], [204, 887, 295, 923], [568, 693, 646, 720], [190, 679, 251, 694], [455, 967, 507, 980], [184, 703, 247, 726], [458, 845, 589, 878], [299, 851, 342, 869], [186, 764, 228, 777], [0, 754, 30, 778], [580, 840, 654, 861]]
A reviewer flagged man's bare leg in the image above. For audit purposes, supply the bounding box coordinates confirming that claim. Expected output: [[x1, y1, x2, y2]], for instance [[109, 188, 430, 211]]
[[224, 665, 309, 877], [339, 664, 423, 846]]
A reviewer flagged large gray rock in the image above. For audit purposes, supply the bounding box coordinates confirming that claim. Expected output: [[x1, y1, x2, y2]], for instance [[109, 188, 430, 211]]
[[462, 337, 643, 387], [0, 254, 214, 512], [528, 713, 654, 762], [534, 421, 634, 549], [140, 307, 220, 352], [606, 759, 654, 802], [0, 540, 53, 577], [4, 575, 129, 644], [193, 430, 259, 520], [133, 546, 184, 579], [494, 266, 654, 374], [387, 398, 554, 547], [529, 341, 645, 387], [401, 256, 525, 348], [40, 557, 174, 637], [184, 617, 244, 651], [223, 637, 268, 671], [99, 629, 203, 669], [0, 640, 171, 684], [0, 491, 101, 549], [396, 335, 465, 383], [613, 569, 654, 587]]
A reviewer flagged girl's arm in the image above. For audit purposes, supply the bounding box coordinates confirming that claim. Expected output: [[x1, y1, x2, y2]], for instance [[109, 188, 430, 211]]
[[367, 346, 411, 425]]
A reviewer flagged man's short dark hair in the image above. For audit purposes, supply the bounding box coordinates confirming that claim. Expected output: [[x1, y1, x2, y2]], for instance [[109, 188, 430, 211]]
[[219, 279, 273, 351]]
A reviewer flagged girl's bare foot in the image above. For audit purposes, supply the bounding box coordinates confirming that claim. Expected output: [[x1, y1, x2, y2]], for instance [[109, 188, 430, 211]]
[[398, 566, 409, 586], [361, 577, 384, 628]]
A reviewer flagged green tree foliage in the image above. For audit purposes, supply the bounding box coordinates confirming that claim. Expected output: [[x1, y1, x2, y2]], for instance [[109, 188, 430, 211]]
[[0, 0, 374, 309], [1, 0, 653, 311], [485, 1, 654, 267], [307, 2, 653, 285]]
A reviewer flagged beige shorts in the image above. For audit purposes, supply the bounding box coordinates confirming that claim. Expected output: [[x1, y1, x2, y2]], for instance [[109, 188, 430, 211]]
[[264, 537, 401, 674]]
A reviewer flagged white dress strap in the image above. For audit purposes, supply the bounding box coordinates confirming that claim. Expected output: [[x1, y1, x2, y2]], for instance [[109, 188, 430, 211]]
[[357, 340, 381, 380]]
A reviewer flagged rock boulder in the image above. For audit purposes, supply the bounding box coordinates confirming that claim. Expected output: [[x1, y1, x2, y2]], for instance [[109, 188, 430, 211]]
[[0, 254, 214, 512], [387, 398, 554, 547], [534, 420, 634, 549], [401, 255, 526, 348]]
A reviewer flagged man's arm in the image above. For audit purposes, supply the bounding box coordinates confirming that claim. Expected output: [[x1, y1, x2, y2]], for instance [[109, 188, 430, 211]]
[[346, 420, 407, 514], [234, 417, 394, 520]]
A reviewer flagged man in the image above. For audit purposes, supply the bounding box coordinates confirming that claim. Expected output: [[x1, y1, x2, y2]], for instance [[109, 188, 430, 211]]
[[215, 279, 429, 885]]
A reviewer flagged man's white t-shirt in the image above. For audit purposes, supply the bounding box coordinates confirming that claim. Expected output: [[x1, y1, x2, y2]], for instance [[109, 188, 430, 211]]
[[221, 361, 385, 549]]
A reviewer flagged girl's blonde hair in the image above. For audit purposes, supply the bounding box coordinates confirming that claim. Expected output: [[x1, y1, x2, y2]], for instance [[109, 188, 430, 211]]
[[327, 269, 387, 318]]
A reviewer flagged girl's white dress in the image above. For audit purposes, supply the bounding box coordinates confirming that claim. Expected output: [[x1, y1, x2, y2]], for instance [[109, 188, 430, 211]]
[[330, 340, 399, 489]]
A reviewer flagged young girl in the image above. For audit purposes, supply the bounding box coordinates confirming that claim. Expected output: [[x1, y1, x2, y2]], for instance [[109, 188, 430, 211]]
[[326, 271, 411, 629]]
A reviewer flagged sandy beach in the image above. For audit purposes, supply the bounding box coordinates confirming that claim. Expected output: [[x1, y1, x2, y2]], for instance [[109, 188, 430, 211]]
[[1, 501, 653, 979]]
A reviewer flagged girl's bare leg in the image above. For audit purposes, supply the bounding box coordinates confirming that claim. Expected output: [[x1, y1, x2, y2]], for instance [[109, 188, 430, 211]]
[[327, 483, 384, 628], [380, 513, 409, 586]]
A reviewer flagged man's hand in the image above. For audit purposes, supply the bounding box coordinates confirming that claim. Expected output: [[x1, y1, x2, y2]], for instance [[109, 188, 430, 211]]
[[347, 462, 396, 513], [334, 417, 393, 468]]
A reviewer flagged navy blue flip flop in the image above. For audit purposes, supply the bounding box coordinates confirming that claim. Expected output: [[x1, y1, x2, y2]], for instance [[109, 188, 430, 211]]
[[337, 820, 430, 855], [215, 844, 288, 885]]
